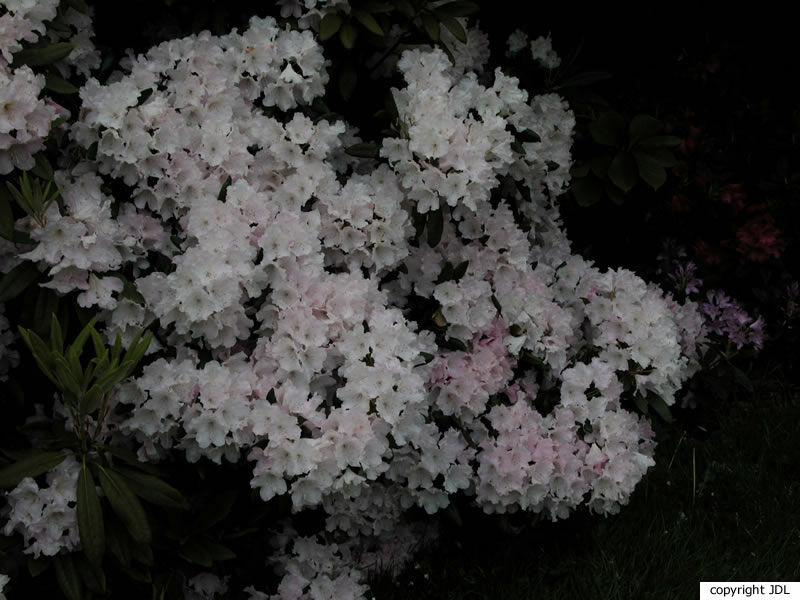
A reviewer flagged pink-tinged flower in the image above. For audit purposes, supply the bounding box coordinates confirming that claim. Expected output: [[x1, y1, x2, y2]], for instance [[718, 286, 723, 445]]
[[667, 193, 691, 213], [719, 183, 746, 212], [700, 290, 765, 350], [693, 240, 723, 266], [667, 260, 702, 297], [735, 215, 784, 262]]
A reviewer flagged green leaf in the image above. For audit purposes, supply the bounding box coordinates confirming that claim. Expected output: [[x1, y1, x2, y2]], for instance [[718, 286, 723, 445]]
[[608, 152, 638, 193], [632, 150, 667, 190], [0, 260, 39, 302], [180, 538, 236, 566], [64, 0, 90, 13], [344, 142, 379, 159], [69, 316, 98, 360], [516, 129, 541, 143], [726, 362, 754, 393], [648, 394, 674, 423], [353, 9, 384, 36], [18, 327, 59, 386], [552, 70, 612, 90], [97, 466, 152, 544], [13, 43, 75, 67], [102, 445, 165, 477], [426, 208, 444, 247], [53, 554, 84, 600], [339, 60, 357, 100], [633, 393, 649, 415], [452, 260, 469, 280], [116, 467, 189, 510], [339, 21, 358, 49], [74, 552, 106, 594], [420, 12, 440, 42], [605, 181, 625, 205], [105, 515, 133, 567], [319, 12, 343, 41], [0, 450, 69, 488], [629, 114, 663, 147], [570, 162, 590, 178], [27, 556, 50, 577], [436, 1, 480, 16], [45, 73, 79, 94], [217, 176, 232, 202], [589, 112, 626, 147], [0, 187, 14, 241], [571, 177, 603, 207], [633, 146, 678, 168], [638, 135, 682, 148], [50, 313, 64, 357], [192, 490, 237, 531], [438, 13, 466, 43], [77, 462, 105, 566], [31, 153, 54, 180]]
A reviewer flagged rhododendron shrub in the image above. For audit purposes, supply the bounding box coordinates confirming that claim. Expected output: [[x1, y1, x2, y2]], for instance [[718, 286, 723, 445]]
[[0, 4, 711, 599]]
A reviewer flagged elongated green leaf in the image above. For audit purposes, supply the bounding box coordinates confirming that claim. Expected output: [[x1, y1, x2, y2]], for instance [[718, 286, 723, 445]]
[[338, 59, 357, 100], [48, 314, 63, 356], [0, 450, 69, 488], [179, 540, 213, 567], [192, 490, 237, 531], [552, 70, 613, 90], [0, 261, 39, 302], [426, 208, 444, 247], [436, 1, 480, 16], [32, 154, 54, 180], [102, 446, 165, 477], [726, 362, 754, 393], [452, 260, 469, 280], [27, 556, 49, 577], [74, 554, 106, 594], [608, 152, 638, 193], [45, 73, 79, 94], [0, 187, 13, 241], [339, 21, 358, 49], [319, 12, 343, 41], [53, 554, 83, 600], [648, 394, 674, 423], [18, 327, 58, 385], [420, 12, 440, 42], [633, 393, 649, 415], [438, 13, 466, 43], [13, 42, 75, 67], [353, 9, 384, 35], [64, 0, 90, 13], [77, 462, 105, 566], [217, 176, 232, 202], [116, 468, 189, 510], [69, 316, 98, 360], [344, 142, 379, 159], [98, 466, 151, 544]]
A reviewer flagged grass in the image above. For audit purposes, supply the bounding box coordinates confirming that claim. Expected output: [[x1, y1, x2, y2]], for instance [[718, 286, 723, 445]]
[[371, 369, 800, 600]]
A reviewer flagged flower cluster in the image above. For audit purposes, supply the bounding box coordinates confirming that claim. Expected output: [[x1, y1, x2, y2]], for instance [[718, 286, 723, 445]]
[[1, 13, 710, 600], [0, 0, 67, 174], [700, 290, 765, 350], [2, 455, 80, 557]]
